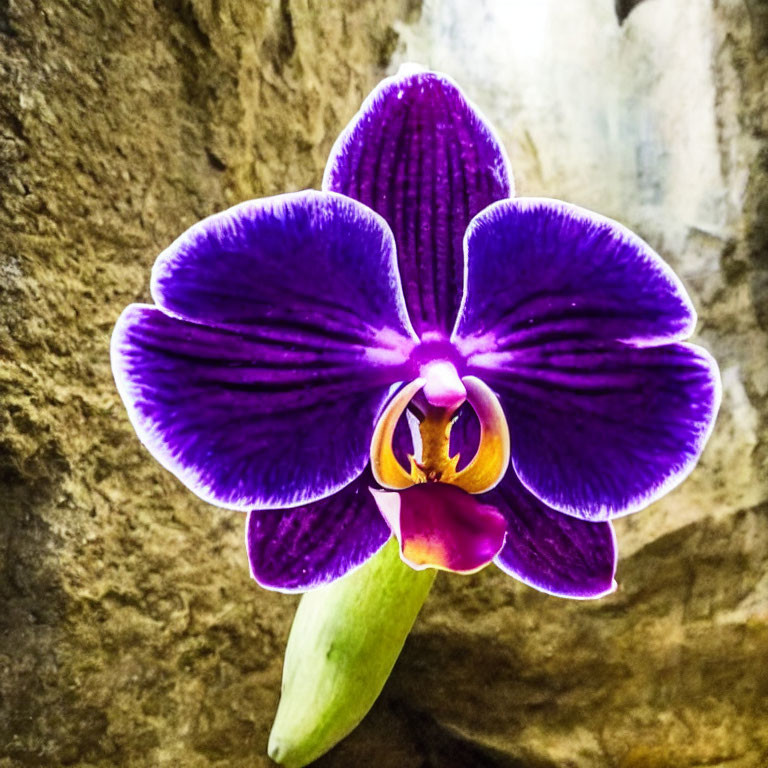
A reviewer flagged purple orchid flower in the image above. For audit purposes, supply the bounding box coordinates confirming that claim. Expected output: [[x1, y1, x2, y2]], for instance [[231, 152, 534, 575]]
[[111, 68, 720, 600]]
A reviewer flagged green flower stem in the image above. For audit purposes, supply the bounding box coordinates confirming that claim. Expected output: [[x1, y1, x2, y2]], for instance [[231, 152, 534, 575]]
[[268, 537, 436, 767]]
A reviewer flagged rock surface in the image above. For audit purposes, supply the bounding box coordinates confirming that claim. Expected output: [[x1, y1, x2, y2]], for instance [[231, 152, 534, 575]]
[[1, 1, 766, 767], [0, 1, 417, 765]]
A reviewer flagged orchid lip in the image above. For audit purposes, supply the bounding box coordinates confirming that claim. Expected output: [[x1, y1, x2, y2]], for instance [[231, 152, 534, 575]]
[[370, 484, 508, 574]]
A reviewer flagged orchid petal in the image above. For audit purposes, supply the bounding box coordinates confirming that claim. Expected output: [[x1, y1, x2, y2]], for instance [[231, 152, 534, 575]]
[[489, 473, 617, 599], [111, 192, 417, 511], [454, 198, 696, 351], [371, 483, 507, 574], [455, 198, 719, 520], [151, 190, 416, 342], [246, 470, 391, 592], [478, 341, 720, 520], [324, 68, 513, 336]]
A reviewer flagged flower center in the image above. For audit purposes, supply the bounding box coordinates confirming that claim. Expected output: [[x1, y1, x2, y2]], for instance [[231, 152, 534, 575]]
[[420, 359, 467, 411], [370, 371, 510, 494]]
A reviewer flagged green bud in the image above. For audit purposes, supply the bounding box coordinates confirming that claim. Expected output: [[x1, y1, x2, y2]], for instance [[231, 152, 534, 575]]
[[268, 538, 436, 767]]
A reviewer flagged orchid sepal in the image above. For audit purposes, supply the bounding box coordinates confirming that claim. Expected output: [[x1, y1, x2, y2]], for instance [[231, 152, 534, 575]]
[[269, 537, 435, 767]]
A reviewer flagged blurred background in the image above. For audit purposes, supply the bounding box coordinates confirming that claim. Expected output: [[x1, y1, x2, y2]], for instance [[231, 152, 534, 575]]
[[1, 0, 766, 765]]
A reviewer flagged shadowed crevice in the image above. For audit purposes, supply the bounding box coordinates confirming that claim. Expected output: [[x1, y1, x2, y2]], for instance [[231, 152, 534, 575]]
[[615, 0, 651, 24], [0, 0, 16, 37], [393, 703, 560, 768]]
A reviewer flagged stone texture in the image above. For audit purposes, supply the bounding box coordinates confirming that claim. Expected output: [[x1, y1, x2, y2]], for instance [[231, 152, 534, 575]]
[[1, 1, 767, 767], [0, 1, 418, 766]]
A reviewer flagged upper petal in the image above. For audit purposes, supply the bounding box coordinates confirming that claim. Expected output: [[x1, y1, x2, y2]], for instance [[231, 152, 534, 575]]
[[324, 67, 513, 337], [112, 192, 418, 511], [453, 198, 696, 350]]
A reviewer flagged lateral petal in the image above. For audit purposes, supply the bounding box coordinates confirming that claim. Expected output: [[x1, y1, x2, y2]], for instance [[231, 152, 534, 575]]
[[455, 198, 696, 350], [112, 192, 417, 510], [477, 341, 720, 520]]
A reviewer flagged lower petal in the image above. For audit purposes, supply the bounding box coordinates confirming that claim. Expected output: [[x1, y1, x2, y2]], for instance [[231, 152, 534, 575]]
[[488, 472, 617, 599], [475, 341, 720, 520], [246, 469, 391, 592], [370, 483, 507, 574]]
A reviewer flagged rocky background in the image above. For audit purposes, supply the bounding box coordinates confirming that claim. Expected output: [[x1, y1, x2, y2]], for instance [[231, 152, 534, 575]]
[[0, 0, 766, 766]]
